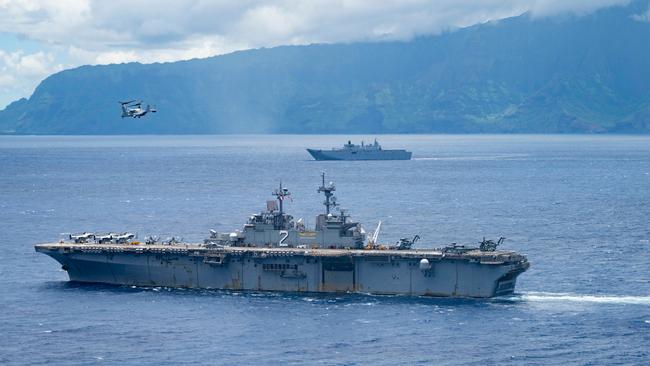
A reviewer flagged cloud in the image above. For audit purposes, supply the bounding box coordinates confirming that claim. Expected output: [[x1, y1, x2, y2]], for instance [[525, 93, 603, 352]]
[[0, 0, 636, 108], [631, 4, 650, 21], [527, 0, 629, 17], [0, 50, 63, 86], [1, 1, 633, 57], [0, 49, 65, 108]]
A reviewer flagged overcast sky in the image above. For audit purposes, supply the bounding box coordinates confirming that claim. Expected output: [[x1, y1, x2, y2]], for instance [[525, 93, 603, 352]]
[[0, 0, 639, 108]]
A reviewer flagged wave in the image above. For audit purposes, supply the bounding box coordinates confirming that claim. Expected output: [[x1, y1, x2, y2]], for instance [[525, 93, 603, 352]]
[[413, 154, 529, 161], [514, 292, 650, 305]]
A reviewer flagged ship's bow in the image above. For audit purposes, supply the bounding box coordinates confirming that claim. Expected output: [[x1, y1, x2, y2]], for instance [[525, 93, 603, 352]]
[[493, 257, 530, 296]]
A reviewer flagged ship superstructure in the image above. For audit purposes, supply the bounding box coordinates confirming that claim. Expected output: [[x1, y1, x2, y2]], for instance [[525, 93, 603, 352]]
[[206, 175, 365, 249], [35, 174, 529, 298]]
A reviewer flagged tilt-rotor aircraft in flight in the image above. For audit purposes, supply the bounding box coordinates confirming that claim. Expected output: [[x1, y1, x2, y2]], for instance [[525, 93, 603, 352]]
[[119, 100, 156, 118]]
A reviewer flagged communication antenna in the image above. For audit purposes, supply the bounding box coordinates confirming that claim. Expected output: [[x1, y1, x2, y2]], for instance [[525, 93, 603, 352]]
[[272, 181, 291, 215], [318, 172, 337, 214]]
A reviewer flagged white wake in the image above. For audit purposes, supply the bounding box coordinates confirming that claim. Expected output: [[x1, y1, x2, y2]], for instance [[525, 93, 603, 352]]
[[516, 292, 650, 305], [413, 154, 528, 161]]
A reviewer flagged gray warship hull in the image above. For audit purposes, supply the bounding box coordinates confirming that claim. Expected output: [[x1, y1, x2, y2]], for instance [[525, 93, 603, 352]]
[[307, 148, 412, 161], [35, 243, 528, 298]]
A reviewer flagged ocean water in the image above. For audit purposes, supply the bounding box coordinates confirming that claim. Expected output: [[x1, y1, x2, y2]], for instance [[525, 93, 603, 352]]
[[0, 134, 648, 365]]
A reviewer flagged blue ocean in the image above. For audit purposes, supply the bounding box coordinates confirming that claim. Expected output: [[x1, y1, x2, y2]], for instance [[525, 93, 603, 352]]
[[1, 135, 648, 365]]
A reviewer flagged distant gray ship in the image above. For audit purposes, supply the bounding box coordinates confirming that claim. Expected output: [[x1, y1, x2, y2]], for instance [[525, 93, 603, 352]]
[[307, 139, 412, 160], [35, 173, 529, 298]]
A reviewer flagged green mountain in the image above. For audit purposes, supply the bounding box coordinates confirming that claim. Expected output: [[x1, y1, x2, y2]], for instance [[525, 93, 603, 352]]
[[2, 2, 650, 134]]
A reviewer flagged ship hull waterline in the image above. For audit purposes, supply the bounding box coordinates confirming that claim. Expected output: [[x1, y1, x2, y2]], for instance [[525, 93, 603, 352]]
[[307, 149, 412, 161], [36, 243, 529, 298]]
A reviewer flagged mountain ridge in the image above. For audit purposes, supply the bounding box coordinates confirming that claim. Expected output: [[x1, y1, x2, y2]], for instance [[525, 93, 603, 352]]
[[2, 1, 650, 134]]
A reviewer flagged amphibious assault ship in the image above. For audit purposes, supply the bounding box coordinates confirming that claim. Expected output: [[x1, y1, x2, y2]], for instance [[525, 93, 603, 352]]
[[307, 139, 412, 160], [35, 174, 529, 298]]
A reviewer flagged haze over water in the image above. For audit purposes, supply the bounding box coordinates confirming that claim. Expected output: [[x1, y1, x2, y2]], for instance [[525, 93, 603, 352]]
[[1, 135, 649, 365]]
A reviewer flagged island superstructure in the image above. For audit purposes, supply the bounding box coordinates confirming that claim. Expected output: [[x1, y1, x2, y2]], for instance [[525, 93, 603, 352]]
[[35, 174, 528, 298], [307, 139, 412, 160]]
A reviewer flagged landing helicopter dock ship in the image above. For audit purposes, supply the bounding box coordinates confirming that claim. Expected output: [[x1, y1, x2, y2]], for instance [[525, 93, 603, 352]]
[[35, 174, 529, 298], [307, 139, 412, 160]]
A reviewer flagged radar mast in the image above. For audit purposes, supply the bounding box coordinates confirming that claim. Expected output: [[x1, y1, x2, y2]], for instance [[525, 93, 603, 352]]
[[272, 181, 291, 229], [318, 172, 337, 215]]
